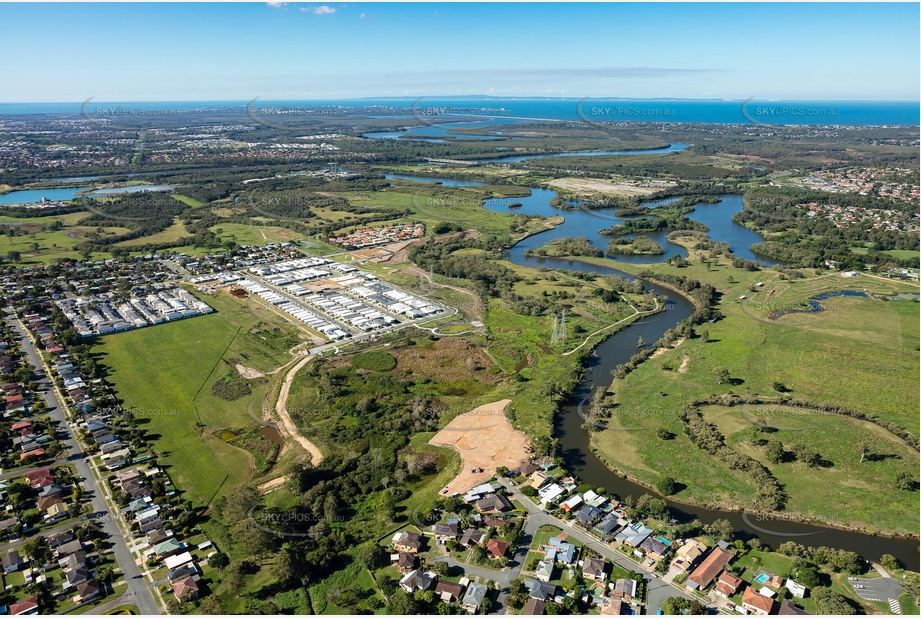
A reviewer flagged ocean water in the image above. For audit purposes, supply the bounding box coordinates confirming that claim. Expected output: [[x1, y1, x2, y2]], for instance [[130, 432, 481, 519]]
[[0, 98, 917, 125]]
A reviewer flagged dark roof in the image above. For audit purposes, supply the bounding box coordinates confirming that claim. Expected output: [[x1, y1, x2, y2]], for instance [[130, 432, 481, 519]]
[[575, 504, 603, 523], [475, 493, 513, 513], [778, 599, 810, 615], [523, 598, 546, 615], [529, 580, 557, 601], [435, 581, 464, 598]]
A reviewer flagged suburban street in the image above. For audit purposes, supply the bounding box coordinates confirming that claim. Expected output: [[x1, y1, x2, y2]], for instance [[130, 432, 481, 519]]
[[6, 312, 160, 615], [498, 478, 697, 613]]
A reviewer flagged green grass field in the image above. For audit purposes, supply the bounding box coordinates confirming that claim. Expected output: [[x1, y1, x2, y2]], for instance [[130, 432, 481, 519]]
[[114, 217, 189, 247], [95, 287, 303, 506], [209, 222, 305, 246], [702, 404, 919, 534], [577, 254, 919, 535], [0, 210, 127, 263]]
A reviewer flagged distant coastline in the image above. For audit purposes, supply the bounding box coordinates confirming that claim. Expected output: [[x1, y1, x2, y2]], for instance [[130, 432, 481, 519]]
[[0, 97, 918, 125]]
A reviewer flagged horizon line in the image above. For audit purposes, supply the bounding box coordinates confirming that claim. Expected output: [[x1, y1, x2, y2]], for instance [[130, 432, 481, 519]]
[[1, 96, 920, 105]]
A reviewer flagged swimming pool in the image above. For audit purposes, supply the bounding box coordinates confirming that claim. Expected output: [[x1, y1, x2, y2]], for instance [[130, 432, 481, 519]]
[[755, 573, 770, 584]]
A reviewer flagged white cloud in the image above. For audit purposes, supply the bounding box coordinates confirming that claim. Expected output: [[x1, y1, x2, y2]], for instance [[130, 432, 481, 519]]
[[300, 5, 336, 14], [266, 2, 287, 8]]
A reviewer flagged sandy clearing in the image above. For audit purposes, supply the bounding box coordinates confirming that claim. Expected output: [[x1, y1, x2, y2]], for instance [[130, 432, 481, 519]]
[[547, 177, 671, 197], [649, 337, 685, 360], [237, 363, 265, 379], [429, 399, 532, 495], [678, 354, 691, 373], [258, 475, 288, 493]]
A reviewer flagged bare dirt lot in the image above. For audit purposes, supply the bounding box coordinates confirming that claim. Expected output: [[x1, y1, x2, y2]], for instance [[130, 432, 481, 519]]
[[429, 399, 532, 495], [547, 177, 673, 197]]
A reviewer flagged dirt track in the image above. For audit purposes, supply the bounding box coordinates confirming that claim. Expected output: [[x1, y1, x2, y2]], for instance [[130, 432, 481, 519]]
[[273, 355, 324, 466], [429, 399, 531, 495]]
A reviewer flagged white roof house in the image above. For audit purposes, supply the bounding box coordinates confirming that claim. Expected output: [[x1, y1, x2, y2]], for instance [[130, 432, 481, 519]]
[[163, 552, 194, 571], [538, 483, 566, 504]]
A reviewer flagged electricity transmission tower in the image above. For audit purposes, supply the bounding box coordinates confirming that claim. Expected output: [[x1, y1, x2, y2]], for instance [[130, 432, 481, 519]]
[[551, 309, 567, 345]]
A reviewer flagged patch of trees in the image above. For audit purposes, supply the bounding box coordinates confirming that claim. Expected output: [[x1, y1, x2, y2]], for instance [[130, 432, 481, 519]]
[[607, 236, 665, 256], [410, 236, 520, 300], [812, 587, 865, 614], [775, 542, 868, 575], [525, 236, 603, 258], [679, 406, 786, 511]]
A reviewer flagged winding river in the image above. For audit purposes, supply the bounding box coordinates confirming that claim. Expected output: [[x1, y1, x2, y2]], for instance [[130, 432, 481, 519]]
[[387, 170, 919, 569]]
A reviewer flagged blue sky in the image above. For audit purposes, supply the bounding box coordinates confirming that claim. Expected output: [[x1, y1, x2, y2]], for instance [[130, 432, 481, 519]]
[[1, 2, 918, 101]]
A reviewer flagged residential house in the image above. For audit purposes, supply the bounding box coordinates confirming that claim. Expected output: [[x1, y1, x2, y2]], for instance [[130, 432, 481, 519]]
[[163, 552, 195, 572], [461, 582, 489, 613], [2, 551, 22, 573], [0, 517, 19, 534], [778, 599, 810, 615], [153, 538, 185, 559], [513, 462, 540, 477], [172, 575, 201, 602], [392, 531, 422, 553], [9, 597, 39, 616], [742, 587, 776, 615], [391, 552, 416, 573], [434, 522, 459, 545], [613, 522, 653, 548], [399, 570, 436, 594], [547, 537, 578, 565], [486, 538, 508, 559], [537, 483, 565, 504], [55, 540, 84, 557], [582, 557, 607, 582], [593, 513, 624, 540], [529, 471, 551, 489], [65, 567, 90, 590], [560, 495, 583, 513], [575, 504, 603, 526], [599, 597, 624, 615], [474, 493, 512, 514], [639, 536, 671, 562], [686, 547, 733, 590], [715, 572, 743, 598], [435, 581, 465, 603], [785, 579, 807, 599], [459, 529, 486, 548], [73, 579, 100, 604], [582, 490, 608, 508], [535, 559, 554, 583], [672, 539, 707, 572], [522, 598, 546, 615], [612, 578, 638, 600], [529, 580, 557, 602], [46, 531, 75, 548]]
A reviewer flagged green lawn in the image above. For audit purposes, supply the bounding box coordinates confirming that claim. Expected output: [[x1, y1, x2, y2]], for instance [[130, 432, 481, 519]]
[[94, 287, 302, 506]]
